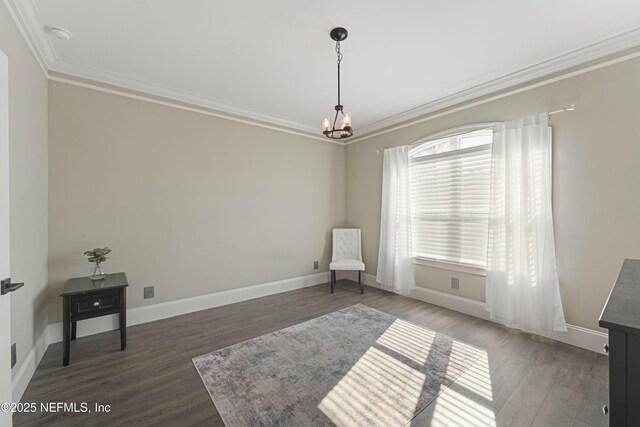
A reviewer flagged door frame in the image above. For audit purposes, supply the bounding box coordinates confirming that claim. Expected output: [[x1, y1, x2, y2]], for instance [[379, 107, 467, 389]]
[[0, 48, 14, 426]]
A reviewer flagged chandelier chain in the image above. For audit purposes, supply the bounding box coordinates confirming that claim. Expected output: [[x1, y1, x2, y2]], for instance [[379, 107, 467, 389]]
[[335, 41, 342, 107]]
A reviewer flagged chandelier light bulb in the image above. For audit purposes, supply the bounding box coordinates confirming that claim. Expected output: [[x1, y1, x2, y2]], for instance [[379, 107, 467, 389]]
[[322, 117, 331, 132], [342, 112, 351, 128]]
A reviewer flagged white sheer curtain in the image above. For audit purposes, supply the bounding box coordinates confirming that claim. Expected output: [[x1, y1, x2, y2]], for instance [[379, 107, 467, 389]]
[[376, 145, 415, 295], [486, 113, 567, 333]]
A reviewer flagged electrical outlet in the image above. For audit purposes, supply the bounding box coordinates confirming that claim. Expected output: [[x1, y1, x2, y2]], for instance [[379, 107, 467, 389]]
[[144, 286, 155, 299], [313, 261, 319, 270], [11, 343, 16, 368], [451, 277, 460, 290]]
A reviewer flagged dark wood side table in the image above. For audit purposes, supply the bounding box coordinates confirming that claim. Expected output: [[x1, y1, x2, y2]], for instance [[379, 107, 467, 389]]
[[60, 272, 129, 366]]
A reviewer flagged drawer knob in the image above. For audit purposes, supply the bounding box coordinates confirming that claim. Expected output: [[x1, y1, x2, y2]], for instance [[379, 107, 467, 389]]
[[604, 343, 609, 354], [93, 301, 100, 307], [603, 404, 608, 415]]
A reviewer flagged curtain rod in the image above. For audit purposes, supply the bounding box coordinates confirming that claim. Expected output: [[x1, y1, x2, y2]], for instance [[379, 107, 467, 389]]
[[548, 104, 576, 116], [375, 105, 576, 155]]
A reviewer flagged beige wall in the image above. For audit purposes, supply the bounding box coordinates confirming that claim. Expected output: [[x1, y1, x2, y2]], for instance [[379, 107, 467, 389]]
[[13, 7, 639, 342], [0, 2, 49, 377], [346, 57, 640, 331], [48, 81, 345, 323]]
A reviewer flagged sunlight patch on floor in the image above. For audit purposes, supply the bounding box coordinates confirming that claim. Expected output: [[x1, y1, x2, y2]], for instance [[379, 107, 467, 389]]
[[452, 352, 493, 401], [318, 346, 426, 426], [444, 340, 488, 379], [376, 319, 436, 364], [318, 319, 496, 427], [431, 352, 496, 426]]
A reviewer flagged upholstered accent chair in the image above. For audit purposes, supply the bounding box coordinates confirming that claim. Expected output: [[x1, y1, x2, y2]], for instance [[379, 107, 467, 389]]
[[329, 228, 365, 294]]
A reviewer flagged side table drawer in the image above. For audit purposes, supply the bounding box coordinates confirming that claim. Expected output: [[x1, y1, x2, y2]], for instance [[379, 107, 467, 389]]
[[70, 290, 120, 319]]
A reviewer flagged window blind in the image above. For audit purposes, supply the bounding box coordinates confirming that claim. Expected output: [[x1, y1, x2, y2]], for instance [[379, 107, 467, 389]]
[[409, 143, 492, 268]]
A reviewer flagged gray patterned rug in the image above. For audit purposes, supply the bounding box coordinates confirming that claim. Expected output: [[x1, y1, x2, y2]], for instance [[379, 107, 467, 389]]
[[193, 304, 485, 426]]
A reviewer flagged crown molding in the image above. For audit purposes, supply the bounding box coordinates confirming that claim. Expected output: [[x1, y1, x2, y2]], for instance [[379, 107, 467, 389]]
[[48, 73, 331, 143], [345, 46, 640, 145], [53, 25, 640, 146], [50, 59, 322, 137], [3, 0, 55, 74], [349, 27, 640, 142], [5, 0, 640, 145], [3, 0, 327, 141]]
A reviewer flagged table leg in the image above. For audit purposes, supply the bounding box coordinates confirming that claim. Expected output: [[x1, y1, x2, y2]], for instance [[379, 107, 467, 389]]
[[119, 288, 127, 350], [63, 296, 70, 366], [71, 321, 77, 341]]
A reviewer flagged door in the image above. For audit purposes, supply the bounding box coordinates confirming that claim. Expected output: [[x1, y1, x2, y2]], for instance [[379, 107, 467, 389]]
[[0, 50, 12, 426]]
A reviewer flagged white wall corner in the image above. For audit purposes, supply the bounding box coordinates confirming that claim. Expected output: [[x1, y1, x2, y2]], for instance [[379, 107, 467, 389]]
[[12, 325, 49, 403]]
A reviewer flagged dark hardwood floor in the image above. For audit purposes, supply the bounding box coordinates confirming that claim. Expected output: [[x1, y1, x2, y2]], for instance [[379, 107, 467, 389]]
[[14, 280, 608, 426]]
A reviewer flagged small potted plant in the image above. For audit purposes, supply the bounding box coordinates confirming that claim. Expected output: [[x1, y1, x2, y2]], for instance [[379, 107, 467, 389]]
[[84, 247, 112, 280]]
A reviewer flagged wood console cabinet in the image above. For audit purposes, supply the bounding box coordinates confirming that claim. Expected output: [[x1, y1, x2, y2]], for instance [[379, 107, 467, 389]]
[[599, 259, 640, 426]]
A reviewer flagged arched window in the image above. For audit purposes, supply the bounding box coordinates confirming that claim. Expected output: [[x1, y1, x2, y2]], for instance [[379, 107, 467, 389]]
[[409, 124, 493, 271]]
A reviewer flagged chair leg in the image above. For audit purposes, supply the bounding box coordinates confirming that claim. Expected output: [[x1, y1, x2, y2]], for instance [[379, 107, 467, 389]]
[[359, 271, 363, 294], [330, 270, 334, 293]]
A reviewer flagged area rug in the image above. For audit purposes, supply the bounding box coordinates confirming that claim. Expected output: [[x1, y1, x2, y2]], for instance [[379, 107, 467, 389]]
[[193, 304, 485, 426]]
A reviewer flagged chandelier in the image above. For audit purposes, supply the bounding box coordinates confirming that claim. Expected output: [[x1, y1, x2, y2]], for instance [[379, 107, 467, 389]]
[[322, 27, 353, 140]]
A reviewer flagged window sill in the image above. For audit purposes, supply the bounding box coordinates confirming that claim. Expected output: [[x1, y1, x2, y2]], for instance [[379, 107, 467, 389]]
[[413, 257, 487, 276]]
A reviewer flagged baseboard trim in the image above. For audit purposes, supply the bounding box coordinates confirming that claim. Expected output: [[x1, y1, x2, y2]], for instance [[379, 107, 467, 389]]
[[342, 271, 607, 353], [410, 286, 607, 354], [15, 268, 606, 403], [49, 271, 330, 344], [547, 324, 609, 355], [12, 325, 49, 403], [410, 287, 489, 320]]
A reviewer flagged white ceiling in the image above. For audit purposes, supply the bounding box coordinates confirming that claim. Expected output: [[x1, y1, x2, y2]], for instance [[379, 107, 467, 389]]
[[25, 0, 640, 136]]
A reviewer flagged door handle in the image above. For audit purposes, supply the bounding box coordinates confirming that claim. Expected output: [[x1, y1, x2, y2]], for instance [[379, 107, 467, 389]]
[[1, 278, 24, 295]]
